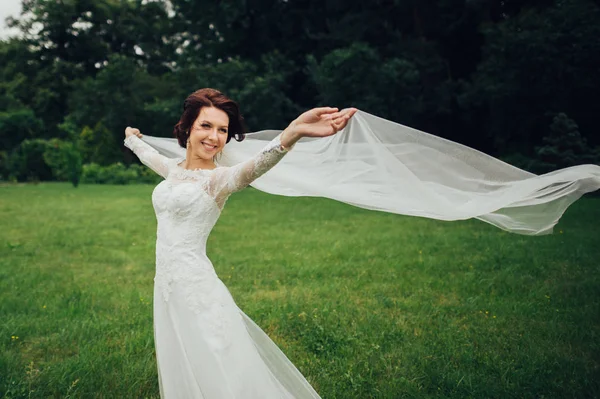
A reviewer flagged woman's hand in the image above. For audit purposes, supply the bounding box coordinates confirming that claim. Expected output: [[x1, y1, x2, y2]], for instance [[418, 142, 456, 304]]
[[125, 127, 143, 138], [293, 107, 357, 138], [280, 107, 358, 148]]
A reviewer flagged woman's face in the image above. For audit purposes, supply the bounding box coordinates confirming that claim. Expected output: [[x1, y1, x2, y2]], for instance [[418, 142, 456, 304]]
[[188, 106, 230, 160]]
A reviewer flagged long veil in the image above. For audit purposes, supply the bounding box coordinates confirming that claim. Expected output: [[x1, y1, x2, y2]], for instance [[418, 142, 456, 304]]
[[141, 110, 600, 235]]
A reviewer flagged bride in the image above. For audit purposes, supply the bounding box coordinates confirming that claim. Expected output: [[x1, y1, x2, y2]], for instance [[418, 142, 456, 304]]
[[124, 87, 357, 398]]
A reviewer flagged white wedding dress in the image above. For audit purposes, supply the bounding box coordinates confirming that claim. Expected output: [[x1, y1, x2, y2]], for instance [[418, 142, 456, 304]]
[[124, 134, 320, 398]]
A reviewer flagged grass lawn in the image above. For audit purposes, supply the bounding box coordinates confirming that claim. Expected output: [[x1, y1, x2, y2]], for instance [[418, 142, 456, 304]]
[[1, 182, 599, 398]]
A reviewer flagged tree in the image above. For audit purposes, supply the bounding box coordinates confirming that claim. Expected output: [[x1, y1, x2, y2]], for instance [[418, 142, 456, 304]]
[[66, 54, 174, 159], [534, 113, 600, 173], [0, 108, 44, 151], [468, 0, 600, 154]]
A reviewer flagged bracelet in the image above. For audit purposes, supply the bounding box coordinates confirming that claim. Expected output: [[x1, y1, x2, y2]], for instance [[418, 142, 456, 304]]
[[279, 130, 297, 152], [280, 142, 291, 152]]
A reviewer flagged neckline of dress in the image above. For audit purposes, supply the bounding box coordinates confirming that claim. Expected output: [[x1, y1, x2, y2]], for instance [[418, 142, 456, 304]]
[[175, 158, 221, 172]]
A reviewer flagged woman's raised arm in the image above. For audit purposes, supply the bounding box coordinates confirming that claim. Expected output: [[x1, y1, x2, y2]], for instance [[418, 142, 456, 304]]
[[210, 107, 357, 206], [123, 127, 171, 179]]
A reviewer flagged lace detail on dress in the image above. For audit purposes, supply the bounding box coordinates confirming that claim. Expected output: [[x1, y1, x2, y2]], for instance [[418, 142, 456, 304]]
[[180, 272, 232, 348], [169, 161, 222, 181], [224, 134, 291, 195], [154, 253, 172, 303]]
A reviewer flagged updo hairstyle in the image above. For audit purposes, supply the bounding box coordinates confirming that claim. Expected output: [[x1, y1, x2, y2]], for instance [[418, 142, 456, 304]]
[[173, 88, 246, 148]]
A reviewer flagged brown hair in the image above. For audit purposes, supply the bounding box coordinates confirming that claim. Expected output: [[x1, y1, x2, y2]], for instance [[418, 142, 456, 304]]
[[173, 88, 246, 147]]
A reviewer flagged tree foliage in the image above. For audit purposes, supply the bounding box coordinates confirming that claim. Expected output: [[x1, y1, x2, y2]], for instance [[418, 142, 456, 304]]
[[43, 138, 83, 186], [1, 0, 599, 182], [534, 113, 600, 173]]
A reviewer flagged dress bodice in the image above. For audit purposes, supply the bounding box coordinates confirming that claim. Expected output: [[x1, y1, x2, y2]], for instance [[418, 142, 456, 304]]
[[152, 170, 222, 256]]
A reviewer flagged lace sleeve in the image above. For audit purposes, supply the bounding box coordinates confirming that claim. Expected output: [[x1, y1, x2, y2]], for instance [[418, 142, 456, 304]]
[[211, 133, 294, 206], [124, 135, 171, 179]]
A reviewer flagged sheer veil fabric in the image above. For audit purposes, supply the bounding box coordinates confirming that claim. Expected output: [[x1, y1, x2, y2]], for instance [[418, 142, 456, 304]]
[[140, 110, 599, 235]]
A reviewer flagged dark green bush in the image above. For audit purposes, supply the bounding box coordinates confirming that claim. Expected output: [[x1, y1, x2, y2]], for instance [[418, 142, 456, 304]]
[[81, 162, 162, 185], [8, 139, 53, 182], [78, 122, 119, 165], [0, 150, 8, 181], [43, 138, 83, 187]]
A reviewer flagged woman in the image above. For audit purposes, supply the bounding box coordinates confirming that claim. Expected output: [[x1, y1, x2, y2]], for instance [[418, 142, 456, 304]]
[[124, 87, 357, 398]]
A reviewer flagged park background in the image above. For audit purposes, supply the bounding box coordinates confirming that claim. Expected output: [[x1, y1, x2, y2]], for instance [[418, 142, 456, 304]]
[[1, 0, 599, 398]]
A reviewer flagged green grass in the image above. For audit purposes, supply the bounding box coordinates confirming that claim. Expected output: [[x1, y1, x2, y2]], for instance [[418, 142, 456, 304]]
[[1, 183, 599, 398]]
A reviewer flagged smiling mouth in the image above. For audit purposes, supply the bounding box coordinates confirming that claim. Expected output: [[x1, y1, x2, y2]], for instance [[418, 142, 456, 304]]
[[201, 142, 217, 151]]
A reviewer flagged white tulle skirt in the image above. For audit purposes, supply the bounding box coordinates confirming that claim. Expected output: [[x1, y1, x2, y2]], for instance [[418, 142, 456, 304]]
[[153, 279, 320, 398]]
